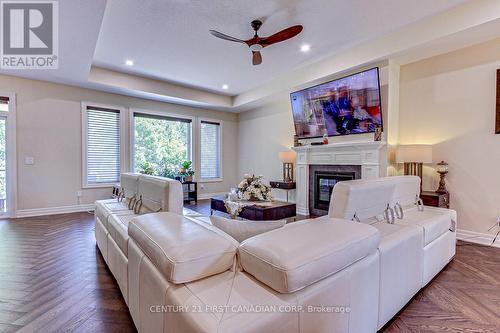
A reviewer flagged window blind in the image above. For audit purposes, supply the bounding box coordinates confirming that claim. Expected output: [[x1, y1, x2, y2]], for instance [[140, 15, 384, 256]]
[[200, 121, 221, 179], [86, 106, 121, 185], [0, 97, 9, 112]]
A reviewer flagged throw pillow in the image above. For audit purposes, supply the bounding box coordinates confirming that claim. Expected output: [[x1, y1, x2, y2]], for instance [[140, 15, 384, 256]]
[[210, 216, 286, 243]]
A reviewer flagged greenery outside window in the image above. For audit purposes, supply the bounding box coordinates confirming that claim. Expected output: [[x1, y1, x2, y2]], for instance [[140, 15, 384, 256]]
[[133, 112, 192, 177]]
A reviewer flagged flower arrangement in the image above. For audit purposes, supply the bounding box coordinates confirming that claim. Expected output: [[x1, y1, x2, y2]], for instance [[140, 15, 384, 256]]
[[237, 174, 273, 201]]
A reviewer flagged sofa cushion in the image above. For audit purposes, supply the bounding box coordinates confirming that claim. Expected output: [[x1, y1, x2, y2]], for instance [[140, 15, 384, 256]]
[[120, 173, 140, 199], [136, 175, 183, 214], [107, 212, 137, 256], [210, 216, 286, 243], [95, 200, 132, 228], [129, 212, 238, 284], [239, 218, 380, 293], [399, 207, 452, 246], [374, 176, 421, 208], [329, 180, 395, 222]]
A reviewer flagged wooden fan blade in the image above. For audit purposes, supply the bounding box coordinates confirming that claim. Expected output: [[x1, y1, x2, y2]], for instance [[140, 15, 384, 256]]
[[209, 30, 246, 43], [260, 25, 303, 47], [252, 51, 262, 65]]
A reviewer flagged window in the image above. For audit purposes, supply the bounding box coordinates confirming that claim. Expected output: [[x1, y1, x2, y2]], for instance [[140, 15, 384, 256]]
[[83, 105, 121, 186], [200, 120, 221, 180], [0, 96, 8, 213], [133, 113, 191, 176]]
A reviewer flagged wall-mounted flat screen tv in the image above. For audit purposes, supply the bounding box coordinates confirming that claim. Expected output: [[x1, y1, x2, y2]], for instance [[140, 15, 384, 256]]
[[290, 67, 382, 139]]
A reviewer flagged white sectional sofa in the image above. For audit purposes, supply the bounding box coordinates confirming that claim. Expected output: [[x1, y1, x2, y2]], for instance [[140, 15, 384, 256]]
[[94, 175, 456, 333], [94, 173, 183, 303]]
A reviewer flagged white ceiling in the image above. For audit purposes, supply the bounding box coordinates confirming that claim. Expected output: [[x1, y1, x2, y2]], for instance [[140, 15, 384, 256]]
[[93, 0, 467, 95], [0, 0, 106, 86]]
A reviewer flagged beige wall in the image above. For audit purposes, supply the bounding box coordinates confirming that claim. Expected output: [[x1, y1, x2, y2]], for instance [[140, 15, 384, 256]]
[[0, 75, 238, 212], [399, 38, 500, 234]]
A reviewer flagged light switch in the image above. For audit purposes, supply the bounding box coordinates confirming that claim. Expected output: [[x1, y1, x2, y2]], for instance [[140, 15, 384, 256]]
[[24, 156, 34, 165]]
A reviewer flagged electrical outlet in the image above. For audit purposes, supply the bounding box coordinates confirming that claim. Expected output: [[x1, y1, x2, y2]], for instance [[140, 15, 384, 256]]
[[77, 191, 82, 198], [200, 184, 205, 189]]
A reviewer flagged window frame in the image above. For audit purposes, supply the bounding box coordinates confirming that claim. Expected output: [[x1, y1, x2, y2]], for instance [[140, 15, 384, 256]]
[[0, 91, 17, 218], [197, 117, 223, 183], [81, 102, 126, 188], [129, 108, 194, 174]]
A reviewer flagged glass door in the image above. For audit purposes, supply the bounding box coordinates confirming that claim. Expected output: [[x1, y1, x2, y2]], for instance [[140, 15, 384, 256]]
[[0, 117, 5, 214]]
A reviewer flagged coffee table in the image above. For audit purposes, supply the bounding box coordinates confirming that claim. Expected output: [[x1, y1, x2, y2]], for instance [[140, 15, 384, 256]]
[[210, 196, 296, 221]]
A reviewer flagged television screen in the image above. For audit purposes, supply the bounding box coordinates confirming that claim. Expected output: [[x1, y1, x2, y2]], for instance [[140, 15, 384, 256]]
[[290, 67, 382, 139]]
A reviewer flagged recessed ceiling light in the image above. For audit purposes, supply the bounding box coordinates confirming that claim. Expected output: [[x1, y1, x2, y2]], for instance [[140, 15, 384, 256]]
[[300, 44, 311, 52], [222, 84, 229, 90], [125, 59, 134, 66]]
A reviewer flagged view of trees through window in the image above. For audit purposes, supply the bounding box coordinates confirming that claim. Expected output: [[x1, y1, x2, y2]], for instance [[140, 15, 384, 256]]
[[134, 114, 190, 177]]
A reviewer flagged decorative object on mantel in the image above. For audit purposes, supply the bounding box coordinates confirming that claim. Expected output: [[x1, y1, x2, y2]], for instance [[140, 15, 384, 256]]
[[278, 151, 296, 182], [495, 69, 500, 134], [293, 135, 301, 147], [435, 160, 449, 194], [374, 125, 382, 141], [396, 145, 432, 188], [310, 141, 325, 146], [322, 134, 329, 144], [238, 174, 273, 201]]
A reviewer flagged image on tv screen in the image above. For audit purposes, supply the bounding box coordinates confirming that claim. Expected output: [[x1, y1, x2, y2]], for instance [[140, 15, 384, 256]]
[[290, 67, 382, 139]]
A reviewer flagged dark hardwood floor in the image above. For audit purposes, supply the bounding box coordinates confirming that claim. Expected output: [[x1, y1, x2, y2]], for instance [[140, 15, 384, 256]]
[[0, 212, 136, 333], [0, 203, 498, 332]]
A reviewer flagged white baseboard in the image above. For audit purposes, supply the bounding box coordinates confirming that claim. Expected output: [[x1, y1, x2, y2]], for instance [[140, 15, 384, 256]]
[[15, 203, 96, 218], [197, 192, 227, 200], [457, 228, 500, 248]]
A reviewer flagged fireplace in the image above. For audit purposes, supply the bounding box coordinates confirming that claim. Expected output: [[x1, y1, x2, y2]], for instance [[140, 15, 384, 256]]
[[309, 165, 361, 216]]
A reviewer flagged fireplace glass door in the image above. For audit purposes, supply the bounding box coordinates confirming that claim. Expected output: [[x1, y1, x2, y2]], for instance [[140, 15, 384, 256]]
[[314, 172, 355, 211]]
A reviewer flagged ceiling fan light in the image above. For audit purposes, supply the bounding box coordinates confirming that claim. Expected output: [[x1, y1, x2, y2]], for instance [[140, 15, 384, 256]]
[[249, 44, 263, 52]]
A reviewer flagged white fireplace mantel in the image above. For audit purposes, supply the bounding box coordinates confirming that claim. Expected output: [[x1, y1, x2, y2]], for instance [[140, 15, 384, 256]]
[[292, 140, 387, 215]]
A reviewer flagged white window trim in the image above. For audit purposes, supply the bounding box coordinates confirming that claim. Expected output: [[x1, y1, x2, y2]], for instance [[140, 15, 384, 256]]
[[81, 101, 126, 188], [0, 91, 17, 218], [197, 117, 223, 183], [129, 108, 195, 173]]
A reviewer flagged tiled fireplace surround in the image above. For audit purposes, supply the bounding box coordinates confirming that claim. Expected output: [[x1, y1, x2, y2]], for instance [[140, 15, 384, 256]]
[[292, 141, 387, 216]]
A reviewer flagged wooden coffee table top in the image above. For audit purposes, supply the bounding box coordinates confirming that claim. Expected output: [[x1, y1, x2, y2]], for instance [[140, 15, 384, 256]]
[[211, 196, 294, 208], [210, 196, 296, 221]]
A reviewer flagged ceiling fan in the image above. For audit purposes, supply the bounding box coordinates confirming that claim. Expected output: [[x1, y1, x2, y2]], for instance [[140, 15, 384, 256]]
[[209, 20, 303, 65]]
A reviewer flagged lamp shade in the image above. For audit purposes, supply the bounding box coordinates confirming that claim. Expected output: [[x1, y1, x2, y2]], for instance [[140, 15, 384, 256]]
[[278, 151, 296, 163], [396, 145, 432, 164]]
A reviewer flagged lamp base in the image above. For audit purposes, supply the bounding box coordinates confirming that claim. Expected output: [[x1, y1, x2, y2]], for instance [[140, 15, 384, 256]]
[[435, 172, 448, 194], [403, 162, 423, 192], [282, 162, 294, 183]]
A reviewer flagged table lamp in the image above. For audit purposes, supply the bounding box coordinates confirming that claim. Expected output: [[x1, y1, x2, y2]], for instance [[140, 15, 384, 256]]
[[278, 151, 296, 182], [396, 145, 432, 189]]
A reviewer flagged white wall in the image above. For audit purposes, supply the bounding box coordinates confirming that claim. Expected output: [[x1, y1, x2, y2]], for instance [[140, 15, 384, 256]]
[[237, 98, 296, 201], [399, 37, 500, 234], [0, 74, 238, 213]]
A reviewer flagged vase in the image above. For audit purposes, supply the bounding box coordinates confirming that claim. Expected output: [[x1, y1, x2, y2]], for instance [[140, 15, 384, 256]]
[[185, 175, 193, 182]]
